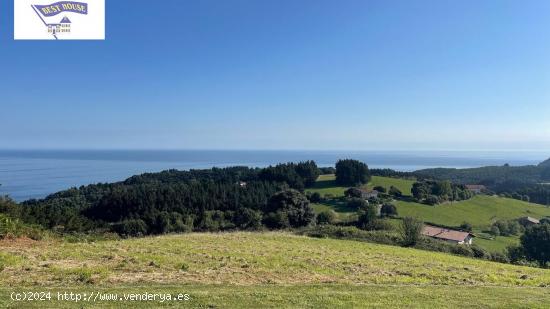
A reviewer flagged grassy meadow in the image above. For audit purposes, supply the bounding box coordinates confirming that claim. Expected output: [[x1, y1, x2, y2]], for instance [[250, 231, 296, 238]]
[[308, 175, 550, 253], [1, 232, 550, 308]]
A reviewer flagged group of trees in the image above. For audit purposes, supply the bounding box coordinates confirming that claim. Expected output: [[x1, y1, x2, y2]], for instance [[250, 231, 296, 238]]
[[411, 180, 472, 205], [2, 159, 375, 237], [335, 159, 370, 186]]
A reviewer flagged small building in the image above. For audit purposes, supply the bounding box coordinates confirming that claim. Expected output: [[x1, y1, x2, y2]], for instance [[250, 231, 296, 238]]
[[422, 225, 474, 245], [518, 216, 540, 227], [359, 189, 379, 199], [236, 181, 247, 188], [465, 185, 486, 194], [48, 16, 71, 34]]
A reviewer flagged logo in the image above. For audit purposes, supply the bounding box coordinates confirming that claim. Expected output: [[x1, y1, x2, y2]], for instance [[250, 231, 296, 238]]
[[14, 0, 105, 40]]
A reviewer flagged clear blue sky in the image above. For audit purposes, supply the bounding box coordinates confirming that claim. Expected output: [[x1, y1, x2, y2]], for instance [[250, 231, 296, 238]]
[[1, 0, 549, 151]]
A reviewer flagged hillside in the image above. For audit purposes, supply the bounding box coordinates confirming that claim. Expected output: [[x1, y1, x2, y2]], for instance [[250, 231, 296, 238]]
[[1, 232, 550, 308], [309, 175, 550, 252]]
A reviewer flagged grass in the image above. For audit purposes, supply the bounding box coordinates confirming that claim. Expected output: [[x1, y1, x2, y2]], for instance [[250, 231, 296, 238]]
[[306, 174, 347, 197], [366, 176, 415, 196], [395, 195, 550, 230], [1, 232, 550, 307], [1, 285, 550, 308], [309, 176, 550, 253]]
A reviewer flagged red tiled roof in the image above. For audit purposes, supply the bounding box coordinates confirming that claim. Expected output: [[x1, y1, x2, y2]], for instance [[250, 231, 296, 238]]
[[422, 226, 473, 242]]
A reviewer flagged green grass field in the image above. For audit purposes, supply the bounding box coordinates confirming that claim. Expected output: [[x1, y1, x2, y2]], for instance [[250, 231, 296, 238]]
[[1, 232, 550, 308], [310, 176, 550, 253], [395, 195, 550, 230], [307, 175, 416, 198]]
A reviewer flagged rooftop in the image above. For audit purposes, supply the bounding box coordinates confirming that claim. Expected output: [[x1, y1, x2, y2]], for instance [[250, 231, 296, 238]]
[[422, 226, 473, 242]]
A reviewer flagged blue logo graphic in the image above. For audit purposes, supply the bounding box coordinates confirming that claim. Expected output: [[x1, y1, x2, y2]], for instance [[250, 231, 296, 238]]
[[31, 1, 88, 39]]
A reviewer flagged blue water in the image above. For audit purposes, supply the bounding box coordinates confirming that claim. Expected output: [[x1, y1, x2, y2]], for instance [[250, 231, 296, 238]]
[[0, 150, 547, 202]]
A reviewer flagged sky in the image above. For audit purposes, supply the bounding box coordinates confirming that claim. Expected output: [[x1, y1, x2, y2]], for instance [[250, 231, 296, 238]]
[[1, 0, 549, 151]]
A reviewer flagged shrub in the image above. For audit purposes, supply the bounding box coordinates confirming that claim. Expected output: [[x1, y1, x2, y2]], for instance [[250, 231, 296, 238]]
[[425, 195, 440, 206], [316, 210, 337, 225], [365, 219, 394, 231], [112, 219, 148, 237], [308, 192, 322, 203], [388, 186, 402, 198], [471, 245, 490, 259], [507, 245, 525, 263], [264, 190, 315, 228], [299, 225, 400, 246], [459, 222, 473, 232], [344, 187, 363, 198], [380, 203, 398, 217], [234, 208, 262, 230], [357, 203, 378, 230], [400, 217, 423, 246], [347, 198, 368, 210], [520, 224, 550, 266]]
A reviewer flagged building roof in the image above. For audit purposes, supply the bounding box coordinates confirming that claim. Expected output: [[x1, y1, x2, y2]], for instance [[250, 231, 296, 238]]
[[520, 216, 540, 224], [465, 185, 486, 190], [359, 188, 379, 194], [422, 226, 473, 242], [60, 17, 71, 24]]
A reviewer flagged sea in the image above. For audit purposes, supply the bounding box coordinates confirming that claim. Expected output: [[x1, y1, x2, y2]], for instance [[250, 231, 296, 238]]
[[0, 150, 547, 202]]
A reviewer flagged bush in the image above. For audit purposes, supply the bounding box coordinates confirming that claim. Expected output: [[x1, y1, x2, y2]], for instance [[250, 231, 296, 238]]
[[459, 222, 473, 232], [308, 192, 322, 203], [344, 187, 363, 198], [520, 224, 550, 266], [425, 195, 440, 206], [316, 210, 337, 225], [264, 190, 315, 228], [234, 208, 262, 230], [373, 186, 386, 193], [380, 203, 398, 217], [347, 198, 368, 210], [364, 219, 394, 231], [357, 203, 378, 230], [507, 245, 525, 263], [400, 217, 423, 246], [299, 225, 400, 246], [388, 186, 402, 198], [112, 219, 148, 237], [471, 245, 490, 259]]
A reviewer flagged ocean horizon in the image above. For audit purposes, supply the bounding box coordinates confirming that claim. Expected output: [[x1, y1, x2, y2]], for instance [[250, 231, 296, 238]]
[[0, 149, 548, 202]]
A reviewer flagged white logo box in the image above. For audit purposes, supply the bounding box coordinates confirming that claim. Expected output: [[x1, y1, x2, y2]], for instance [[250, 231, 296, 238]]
[[14, 0, 105, 40]]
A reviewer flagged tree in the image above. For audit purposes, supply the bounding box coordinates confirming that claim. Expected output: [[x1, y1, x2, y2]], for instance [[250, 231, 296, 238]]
[[400, 217, 423, 246], [308, 192, 322, 203], [388, 186, 402, 198], [335, 159, 370, 186], [373, 186, 386, 193], [380, 203, 398, 217], [264, 190, 315, 228], [316, 210, 336, 225], [347, 198, 368, 210], [357, 203, 378, 230], [520, 224, 550, 266], [344, 187, 363, 198], [459, 222, 473, 232]]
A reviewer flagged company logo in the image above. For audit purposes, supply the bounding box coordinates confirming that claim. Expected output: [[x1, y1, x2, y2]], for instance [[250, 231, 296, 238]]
[[14, 0, 105, 40]]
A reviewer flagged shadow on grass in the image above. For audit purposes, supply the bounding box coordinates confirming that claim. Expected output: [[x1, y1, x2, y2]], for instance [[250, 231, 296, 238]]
[[323, 197, 357, 213], [312, 180, 342, 190]]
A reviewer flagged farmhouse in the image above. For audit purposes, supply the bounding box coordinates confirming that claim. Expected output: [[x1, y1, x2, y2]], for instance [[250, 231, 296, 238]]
[[518, 216, 540, 227], [465, 184, 486, 194], [359, 189, 379, 199], [422, 225, 474, 245]]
